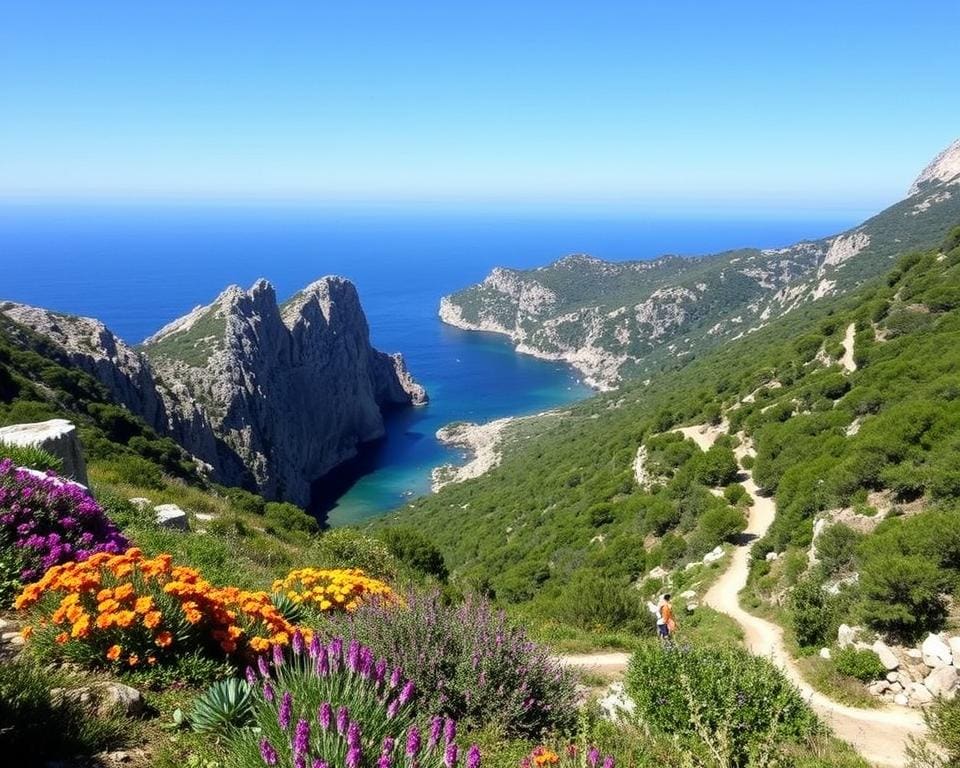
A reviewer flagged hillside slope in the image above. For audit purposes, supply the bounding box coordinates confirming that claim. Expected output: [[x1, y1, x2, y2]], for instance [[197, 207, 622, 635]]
[[440, 139, 960, 388]]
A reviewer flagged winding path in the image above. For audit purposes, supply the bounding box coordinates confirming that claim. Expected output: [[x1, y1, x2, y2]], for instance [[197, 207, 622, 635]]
[[841, 322, 858, 373], [564, 424, 928, 766]]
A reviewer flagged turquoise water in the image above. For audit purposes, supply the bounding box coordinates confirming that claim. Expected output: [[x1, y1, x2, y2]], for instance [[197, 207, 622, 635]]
[[0, 204, 861, 523]]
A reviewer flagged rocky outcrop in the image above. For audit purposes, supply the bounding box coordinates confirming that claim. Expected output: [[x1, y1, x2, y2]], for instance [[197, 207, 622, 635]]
[[142, 277, 426, 505], [2, 277, 425, 506], [0, 418, 88, 485], [440, 138, 960, 388]]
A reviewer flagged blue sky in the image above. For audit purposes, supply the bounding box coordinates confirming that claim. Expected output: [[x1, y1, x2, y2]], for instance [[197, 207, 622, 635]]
[[1, 1, 958, 212]]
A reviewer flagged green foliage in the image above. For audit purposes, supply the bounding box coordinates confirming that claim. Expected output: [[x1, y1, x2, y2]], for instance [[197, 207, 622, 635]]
[[263, 501, 319, 535], [858, 554, 949, 639], [0, 659, 125, 763], [554, 572, 649, 632], [0, 440, 62, 471], [378, 526, 448, 580], [815, 523, 862, 576], [189, 678, 255, 733], [270, 591, 307, 624], [789, 575, 836, 648], [833, 647, 886, 683], [695, 444, 740, 487], [310, 528, 398, 581], [625, 642, 819, 766]]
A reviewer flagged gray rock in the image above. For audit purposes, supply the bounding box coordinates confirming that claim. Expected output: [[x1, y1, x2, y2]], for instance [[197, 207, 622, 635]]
[[894, 693, 909, 707], [868, 680, 890, 696], [922, 633, 953, 668], [154, 504, 189, 531], [886, 671, 900, 682], [703, 546, 725, 563], [819, 647, 832, 660], [889, 682, 904, 694], [910, 683, 934, 705], [128, 497, 152, 509], [765, 551, 779, 561], [925, 666, 959, 699], [93, 682, 144, 717], [647, 566, 669, 580], [597, 681, 636, 723], [680, 590, 697, 599], [949, 636, 960, 661], [873, 640, 900, 671], [0, 419, 88, 485], [194, 512, 216, 522], [686, 602, 698, 613], [837, 624, 859, 648]]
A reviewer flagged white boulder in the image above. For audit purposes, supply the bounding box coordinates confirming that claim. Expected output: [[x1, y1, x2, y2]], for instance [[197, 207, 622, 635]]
[[819, 647, 832, 660], [703, 546, 725, 563], [921, 634, 953, 668], [154, 503, 189, 531], [680, 590, 697, 600], [129, 497, 152, 509], [598, 682, 636, 723], [925, 666, 959, 699], [873, 640, 900, 671], [0, 419, 88, 485], [949, 637, 960, 661], [765, 551, 780, 562], [894, 693, 909, 707], [647, 566, 669, 580], [909, 683, 934, 705], [837, 624, 859, 648]]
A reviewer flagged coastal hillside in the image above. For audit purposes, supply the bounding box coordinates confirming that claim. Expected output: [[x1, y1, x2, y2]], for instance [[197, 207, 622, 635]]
[[440, 139, 960, 388], [2, 276, 426, 506]]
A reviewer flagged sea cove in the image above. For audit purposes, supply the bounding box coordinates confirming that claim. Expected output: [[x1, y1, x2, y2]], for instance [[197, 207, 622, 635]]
[[0, 204, 859, 522]]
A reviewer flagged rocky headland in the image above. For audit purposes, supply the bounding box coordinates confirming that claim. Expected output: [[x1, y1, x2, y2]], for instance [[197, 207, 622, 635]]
[[2, 276, 426, 506]]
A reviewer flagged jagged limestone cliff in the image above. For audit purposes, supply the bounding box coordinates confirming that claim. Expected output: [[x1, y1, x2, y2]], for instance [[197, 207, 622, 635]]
[[440, 138, 960, 388], [2, 276, 425, 506]]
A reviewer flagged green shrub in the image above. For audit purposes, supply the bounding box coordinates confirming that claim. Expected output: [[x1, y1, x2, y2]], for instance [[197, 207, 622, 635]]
[[625, 642, 819, 766], [833, 647, 886, 683], [225, 486, 266, 516], [859, 554, 949, 639], [0, 440, 61, 472], [789, 575, 835, 648], [815, 523, 862, 576], [379, 526, 448, 580], [910, 694, 960, 767], [556, 572, 649, 632], [695, 444, 740, 487], [264, 501, 318, 534], [740, 454, 755, 470], [310, 528, 398, 580]]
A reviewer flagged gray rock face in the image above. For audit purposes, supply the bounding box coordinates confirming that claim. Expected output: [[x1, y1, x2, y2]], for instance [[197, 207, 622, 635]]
[[142, 277, 426, 504], [154, 503, 189, 531], [2, 277, 425, 506], [0, 418, 88, 485]]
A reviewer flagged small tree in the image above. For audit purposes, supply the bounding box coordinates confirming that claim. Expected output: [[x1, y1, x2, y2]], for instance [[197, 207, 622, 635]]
[[859, 555, 949, 639]]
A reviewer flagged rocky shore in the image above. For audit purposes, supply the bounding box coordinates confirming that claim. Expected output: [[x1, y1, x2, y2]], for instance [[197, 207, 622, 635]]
[[431, 417, 515, 491]]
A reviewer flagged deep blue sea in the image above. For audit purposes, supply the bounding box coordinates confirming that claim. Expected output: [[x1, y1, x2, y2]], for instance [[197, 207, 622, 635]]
[[0, 204, 862, 524]]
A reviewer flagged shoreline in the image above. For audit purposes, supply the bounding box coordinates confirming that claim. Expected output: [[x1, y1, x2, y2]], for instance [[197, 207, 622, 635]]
[[438, 297, 619, 391], [431, 417, 515, 491]]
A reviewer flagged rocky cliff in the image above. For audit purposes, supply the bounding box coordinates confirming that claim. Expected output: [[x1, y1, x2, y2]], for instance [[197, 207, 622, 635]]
[[2, 277, 425, 506], [440, 138, 960, 388]]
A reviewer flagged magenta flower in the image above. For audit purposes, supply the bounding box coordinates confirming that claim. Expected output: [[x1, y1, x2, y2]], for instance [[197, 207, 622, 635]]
[[406, 726, 422, 758], [398, 679, 415, 706], [259, 738, 278, 766], [444, 743, 459, 768], [467, 745, 481, 768], [443, 718, 457, 746], [601, 758, 615, 768], [294, 718, 310, 755], [428, 716, 443, 749], [279, 692, 293, 730], [317, 701, 332, 731], [292, 629, 304, 656], [336, 705, 349, 735], [587, 748, 600, 767]]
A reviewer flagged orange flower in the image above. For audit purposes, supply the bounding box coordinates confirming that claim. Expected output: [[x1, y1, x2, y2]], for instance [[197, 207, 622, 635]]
[[20, 625, 34, 640], [147, 656, 157, 665], [65, 604, 84, 623], [134, 596, 153, 614], [114, 583, 135, 601], [71, 615, 91, 639], [114, 610, 136, 629], [106, 644, 122, 661], [143, 611, 162, 629], [154, 631, 173, 648], [54, 631, 69, 644], [127, 654, 139, 667]]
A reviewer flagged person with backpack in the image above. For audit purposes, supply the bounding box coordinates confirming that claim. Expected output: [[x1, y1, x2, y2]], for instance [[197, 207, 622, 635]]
[[656, 593, 676, 641]]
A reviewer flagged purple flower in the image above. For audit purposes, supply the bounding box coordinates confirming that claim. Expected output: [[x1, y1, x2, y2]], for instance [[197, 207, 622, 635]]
[[443, 718, 457, 746], [406, 726, 422, 758], [386, 699, 400, 719], [378, 753, 393, 768], [346, 745, 361, 768], [317, 702, 332, 731], [312, 762, 328, 768], [601, 758, 615, 768], [259, 738, 278, 766], [294, 757, 306, 768], [399, 679, 415, 706], [374, 657, 388, 685], [263, 683, 275, 703], [389, 666, 402, 689], [336, 705, 349, 735], [258, 656, 271, 679], [428, 716, 443, 749], [294, 718, 310, 755], [309, 633, 322, 658], [587, 748, 600, 768], [292, 630, 304, 656], [444, 743, 459, 768], [273, 643, 285, 668], [245, 666, 257, 686], [347, 720, 361, 749], [279, 692, 293, 730], [467, 745, 481, 768], [315, 649, 329, 677], [347, 639, 361, 673]]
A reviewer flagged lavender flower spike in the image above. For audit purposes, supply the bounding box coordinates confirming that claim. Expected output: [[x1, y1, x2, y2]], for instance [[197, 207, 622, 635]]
[[398, 679, 415, 706], [386, 698, 400, 719], [601, 758, 615, 768], [428, 716, 443, 749], [587, 748, 600, 768], [346, 745, 361, 768], [317, 701, 333, 731], [294, 718, 311, 755], [272, 642, 285, 668], [443, 717, 457, 746], [309, 632, 322, 658], [336, 705, 350, 735], [257, 655, 271, 679], [444, 743, 459, 768], [467, 745, 481, 768], [292, 629, 305, 656], [279, 692, 293, 730], [312, 762, 329, 768], [406, 726, 422, 758], [259, 738, 278, 766], [244, 665, 257, 685]]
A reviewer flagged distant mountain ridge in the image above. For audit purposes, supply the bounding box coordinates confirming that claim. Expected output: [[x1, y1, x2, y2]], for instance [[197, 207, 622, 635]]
[[440, 138, 960, 388], [2, 276, 426, 505]]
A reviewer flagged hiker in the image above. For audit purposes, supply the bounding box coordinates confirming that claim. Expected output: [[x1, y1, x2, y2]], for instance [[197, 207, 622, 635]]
[[657, 593, 676, 641]]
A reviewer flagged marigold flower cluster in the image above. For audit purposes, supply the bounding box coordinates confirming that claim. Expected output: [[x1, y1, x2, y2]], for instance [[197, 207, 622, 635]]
[[0, 459, 127, 583], [15, 547, 304, 668], [521, 745, 614, 768], [271, 567, 396, 613]]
